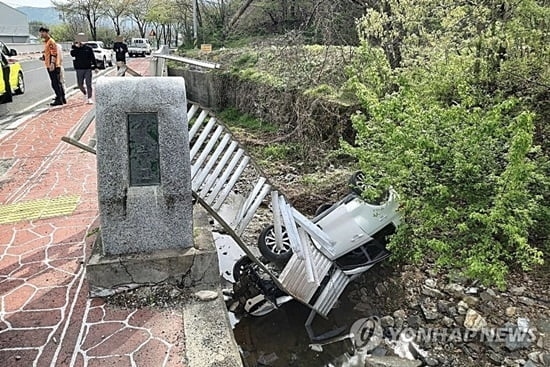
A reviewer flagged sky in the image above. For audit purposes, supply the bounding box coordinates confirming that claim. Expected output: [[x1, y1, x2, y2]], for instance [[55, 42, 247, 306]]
[[4, 0, 53, 7]]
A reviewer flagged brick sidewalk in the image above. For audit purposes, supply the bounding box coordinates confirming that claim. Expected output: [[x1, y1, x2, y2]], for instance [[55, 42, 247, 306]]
[[0, 59, 186, 367]]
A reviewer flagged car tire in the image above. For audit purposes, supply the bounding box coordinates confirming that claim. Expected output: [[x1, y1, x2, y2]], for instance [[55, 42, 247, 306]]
[[258, 225, 292, 263], [14, 72, 24, 95], [349, 171, 367, 195], [100, 56, 106, 69], [108, 58, 113, 67], [232, 256, 253, 282]]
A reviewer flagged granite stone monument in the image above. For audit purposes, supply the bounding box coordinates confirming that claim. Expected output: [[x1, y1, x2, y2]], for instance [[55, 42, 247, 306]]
[[95, 77, 193, 256]]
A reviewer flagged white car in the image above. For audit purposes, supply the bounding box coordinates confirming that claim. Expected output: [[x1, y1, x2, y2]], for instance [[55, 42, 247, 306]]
[[84, 41, 113, 69], [128, 38, 151, 57], [258, 173, 400, 275]]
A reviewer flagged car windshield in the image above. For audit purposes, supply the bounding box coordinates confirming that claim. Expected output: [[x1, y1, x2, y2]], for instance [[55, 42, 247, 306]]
[[86, 43, 98, 49]]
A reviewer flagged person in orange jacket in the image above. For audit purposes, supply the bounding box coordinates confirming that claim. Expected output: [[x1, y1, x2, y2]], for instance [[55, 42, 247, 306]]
[[39, 26, 66, 106]]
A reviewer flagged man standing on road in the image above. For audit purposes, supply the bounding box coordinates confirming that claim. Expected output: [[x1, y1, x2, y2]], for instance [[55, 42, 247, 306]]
[[113, 35, 128, 76], [70, 34, 98, 104], [39, 26, 66, 106]]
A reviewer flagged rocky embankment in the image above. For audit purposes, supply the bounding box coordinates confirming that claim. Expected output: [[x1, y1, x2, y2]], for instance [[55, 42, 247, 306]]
[[345, 264, 549, 367]]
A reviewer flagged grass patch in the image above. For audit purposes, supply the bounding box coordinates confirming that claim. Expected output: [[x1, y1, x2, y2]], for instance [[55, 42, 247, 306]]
[[218, 108, 278, 133]]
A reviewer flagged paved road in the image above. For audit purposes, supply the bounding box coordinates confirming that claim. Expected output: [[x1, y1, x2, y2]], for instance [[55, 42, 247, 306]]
[[0, 55, 115, 120], [0, 55, 115, 136]]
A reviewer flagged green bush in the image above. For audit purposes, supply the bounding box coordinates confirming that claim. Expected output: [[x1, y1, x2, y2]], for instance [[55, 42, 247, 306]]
[[343, 43, 547, 288]]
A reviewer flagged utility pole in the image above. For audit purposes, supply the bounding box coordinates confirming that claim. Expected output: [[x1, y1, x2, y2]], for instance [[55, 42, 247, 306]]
[[193, 0, 198, 48]]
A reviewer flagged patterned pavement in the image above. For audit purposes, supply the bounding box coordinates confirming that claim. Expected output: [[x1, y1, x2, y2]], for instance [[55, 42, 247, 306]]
[[0, 59, 186, 367]]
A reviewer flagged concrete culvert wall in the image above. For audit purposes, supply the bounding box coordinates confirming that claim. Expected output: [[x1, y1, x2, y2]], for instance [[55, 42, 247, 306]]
[[168, 66, 358, 145]]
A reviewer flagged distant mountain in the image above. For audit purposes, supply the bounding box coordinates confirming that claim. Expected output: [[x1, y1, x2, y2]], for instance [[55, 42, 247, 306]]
[[17, 6, 61, 25]]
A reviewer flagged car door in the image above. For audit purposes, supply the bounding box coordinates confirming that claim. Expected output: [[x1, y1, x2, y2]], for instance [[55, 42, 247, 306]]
[[0, 52, 7, 96]]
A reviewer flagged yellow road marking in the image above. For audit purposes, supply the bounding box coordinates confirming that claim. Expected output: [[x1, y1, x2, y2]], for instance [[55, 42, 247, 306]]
[[0, 195, 80, 225]]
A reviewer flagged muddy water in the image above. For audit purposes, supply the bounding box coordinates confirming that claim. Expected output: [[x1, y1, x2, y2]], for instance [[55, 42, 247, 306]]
[[214, 232, 397, 367], [231, 288, 382, 367]]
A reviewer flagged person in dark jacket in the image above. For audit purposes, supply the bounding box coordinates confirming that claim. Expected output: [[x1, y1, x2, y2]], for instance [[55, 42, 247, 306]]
[[70, 33, 98, 104], [113, 35, 128, 76]]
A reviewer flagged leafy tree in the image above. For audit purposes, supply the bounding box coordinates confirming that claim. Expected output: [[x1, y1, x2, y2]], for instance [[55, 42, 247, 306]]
[[127, 0, 154, 38], [344, 0, 549, 287], [53, 0, 107, 41], [104, 0, 132, 36]]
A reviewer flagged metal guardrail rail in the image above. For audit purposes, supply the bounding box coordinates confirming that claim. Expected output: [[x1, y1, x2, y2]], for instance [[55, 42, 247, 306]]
[[61, 57, 351, 324], [63, 101, 349, 319]]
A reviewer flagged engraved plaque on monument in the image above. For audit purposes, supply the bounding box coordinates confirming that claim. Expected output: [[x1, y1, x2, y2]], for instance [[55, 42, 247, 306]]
[[128, 113, 161, 186]]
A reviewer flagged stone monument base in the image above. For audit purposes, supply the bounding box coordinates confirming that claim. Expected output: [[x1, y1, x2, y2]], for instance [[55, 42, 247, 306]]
[[87, 206, 219, 290]]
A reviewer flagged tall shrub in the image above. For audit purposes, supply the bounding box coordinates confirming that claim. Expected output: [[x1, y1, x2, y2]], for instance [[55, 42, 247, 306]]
[[344, 0, 548, 287]]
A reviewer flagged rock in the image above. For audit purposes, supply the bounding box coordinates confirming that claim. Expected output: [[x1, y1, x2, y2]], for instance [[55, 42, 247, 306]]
[[536, 334, 549, 350], [424, 356, 439, 366], [442, 316, 454, 328], [464, 309, 487, 332], [465, 287, 479, 294], [422, 285, 445, 299], [485, 288, 497, 297], [257, 352, 278, 365], [353, 302, 370, 312], [406, 315, 422, 328], [381, 316, 395, 328], [517, 317, 530, 332], [523, 361, 537, 367], [393, 309, 407, 319], [519, 296, 535, 306], [536, 319, 550, 334], [194, 290, 218, 301], [375, 283, 387, 296], [448, 306, 458, 317], [527, 351, 540, 362], [371, 346, 388, 357], [457, 300, 469, 315], [425, 278, 437, 288], [437, 300, 451, 314], [505, 306, 517, 317], [510, 286, 526, 296], [462, 295, 479, 307], [421, 302, 441, 321], [364, 356, 422, 367], [444, 283, 464, 298], [487, 351, 504, 365], [480, 291, 495, 302], [504, 325, 532, 351], [541, 352, 550, 365]]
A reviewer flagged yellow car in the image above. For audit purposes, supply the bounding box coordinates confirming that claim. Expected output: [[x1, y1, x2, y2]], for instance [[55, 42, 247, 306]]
[[0, 43, 25, 103]]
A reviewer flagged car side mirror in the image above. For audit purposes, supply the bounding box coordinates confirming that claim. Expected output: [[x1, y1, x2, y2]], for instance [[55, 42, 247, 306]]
[[9, 49, 17, 56]]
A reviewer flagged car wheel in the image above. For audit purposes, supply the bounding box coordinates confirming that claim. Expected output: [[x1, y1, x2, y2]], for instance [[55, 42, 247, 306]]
[[100, 57, 106, 69], [258, 225, 292, 263], [108, 58, 113, 67], [14, 72, 24, 95], [349, 171, 367, 195], [232, 256, 253, 282]]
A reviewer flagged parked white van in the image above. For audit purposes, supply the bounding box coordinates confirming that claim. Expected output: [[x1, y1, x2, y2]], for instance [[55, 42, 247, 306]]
[[128, 38, 151, 57]]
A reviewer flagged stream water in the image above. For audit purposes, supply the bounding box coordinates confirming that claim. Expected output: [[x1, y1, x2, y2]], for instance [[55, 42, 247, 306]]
[[215, 231, 387, 367]]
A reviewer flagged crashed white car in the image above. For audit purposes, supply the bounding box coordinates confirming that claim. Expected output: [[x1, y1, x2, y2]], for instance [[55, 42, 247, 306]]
[[232, 172, 400, 319]]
